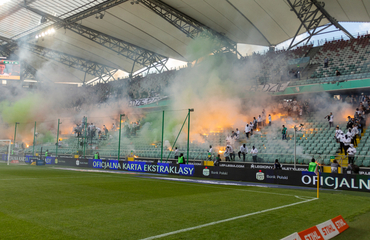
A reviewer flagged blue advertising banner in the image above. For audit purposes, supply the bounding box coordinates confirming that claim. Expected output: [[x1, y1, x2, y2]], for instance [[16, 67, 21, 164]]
[[86, 159, 194, 176], [45, 157, 55, 165]]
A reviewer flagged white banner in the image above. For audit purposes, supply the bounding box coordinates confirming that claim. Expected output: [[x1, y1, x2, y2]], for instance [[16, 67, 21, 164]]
[[247, 82, 290, 93], [129, 96, 167, 107]]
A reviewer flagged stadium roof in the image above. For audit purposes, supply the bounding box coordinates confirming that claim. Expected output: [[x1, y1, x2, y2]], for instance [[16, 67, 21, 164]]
[[1, 0, 370, 83]]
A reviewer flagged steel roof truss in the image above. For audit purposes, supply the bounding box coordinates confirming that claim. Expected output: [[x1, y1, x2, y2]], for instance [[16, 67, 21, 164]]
[[287, 0, 354, 50]]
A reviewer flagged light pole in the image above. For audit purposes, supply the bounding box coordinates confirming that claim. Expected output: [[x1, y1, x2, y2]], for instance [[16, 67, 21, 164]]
[[33, 121, 36, 156], [118, 114, 125, 160], [293, 124, 304, 170], [187, 109, 194, 164], [13, 122, 20, 154], [83, 117, 87, 158], [161, 111, 164, 163], [56, 119, 61, 157]]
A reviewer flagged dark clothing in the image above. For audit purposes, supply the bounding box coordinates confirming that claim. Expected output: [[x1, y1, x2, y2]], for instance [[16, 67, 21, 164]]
[[214, 157, 221, 166], [340, 142, 345, 154], [282, 127, 287, 140], [348, 156, 354, 164], [230, 152, 235, 161], [274, 163, 282, 170], [238, 151, 246, 161], [252, 156, 257, 162]]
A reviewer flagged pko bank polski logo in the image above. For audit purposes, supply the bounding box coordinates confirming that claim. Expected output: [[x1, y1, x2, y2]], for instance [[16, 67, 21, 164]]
[[256, 171, 265, 181], [203, 168, 210, 176]]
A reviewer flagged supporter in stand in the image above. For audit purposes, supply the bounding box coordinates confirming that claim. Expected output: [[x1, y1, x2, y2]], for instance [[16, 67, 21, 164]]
[[253, 117, 257, 130], [103, 125, 108, 136], [347, 144, 356, 164], [231, 131, 237, 139], [331, 160, 340, 174], [250, 146, 258, 162], [207, 145, 213, 160], [235, 128, 240, 140], [229, 144, 235, 161], [346, 163, 360, 174], [214, 154, 221, 166], [325, 112, 334, 128], [339, 133, 345, 154], [335, 70, 341, 76], [245, 124, 251, 139], [224, 146, 230, 162], [257, 115, 262, 128], [346, 116, 353, 129], [335, 126, 343, 143], [262, 110, 266, 127], [343, 135, 351, 155], [268, 114, 272, 126], [324, 57, 328, 68], [238, 144, 248, 162], [273, 159, 282, 170], [282, 125, 287, 140], [174, 147, 179, 160]]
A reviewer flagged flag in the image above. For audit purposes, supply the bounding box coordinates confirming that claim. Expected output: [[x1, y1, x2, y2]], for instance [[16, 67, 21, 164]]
[[314, 163, 319, 175]]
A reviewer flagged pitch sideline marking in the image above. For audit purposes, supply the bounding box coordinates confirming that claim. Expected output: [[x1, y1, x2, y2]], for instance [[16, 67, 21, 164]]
[[141, 198, 318, 240]]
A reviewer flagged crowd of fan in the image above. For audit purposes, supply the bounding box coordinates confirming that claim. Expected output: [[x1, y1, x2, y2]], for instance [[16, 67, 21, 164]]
[[205, 93, 369, 172], [335, 94, 368, 163]]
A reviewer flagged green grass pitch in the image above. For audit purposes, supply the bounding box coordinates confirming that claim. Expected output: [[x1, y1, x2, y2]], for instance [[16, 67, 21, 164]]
[[0, 164, 369, 240]]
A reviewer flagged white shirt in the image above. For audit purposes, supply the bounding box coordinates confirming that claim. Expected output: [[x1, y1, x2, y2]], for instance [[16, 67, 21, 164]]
[[352, 127, 359, 135], [329, 115, 334, 122], [250, 122, 254, 128], [228, 145, 234, 153], [250, 148, 258, 155], [240, 145, 248, 153], [268, 116, 271, 122], [344, 137, 351, 146], [245, 125, 250, 133], [257, 117, 262, 122], [335, 129, 343, 138], [347, 147, 356, 156], [346, 131, 353, 139], [209, 148, 213, 153]]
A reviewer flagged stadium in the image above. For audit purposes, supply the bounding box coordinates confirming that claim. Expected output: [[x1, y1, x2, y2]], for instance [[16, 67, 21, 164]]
[[0, 0, 370, 239]]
